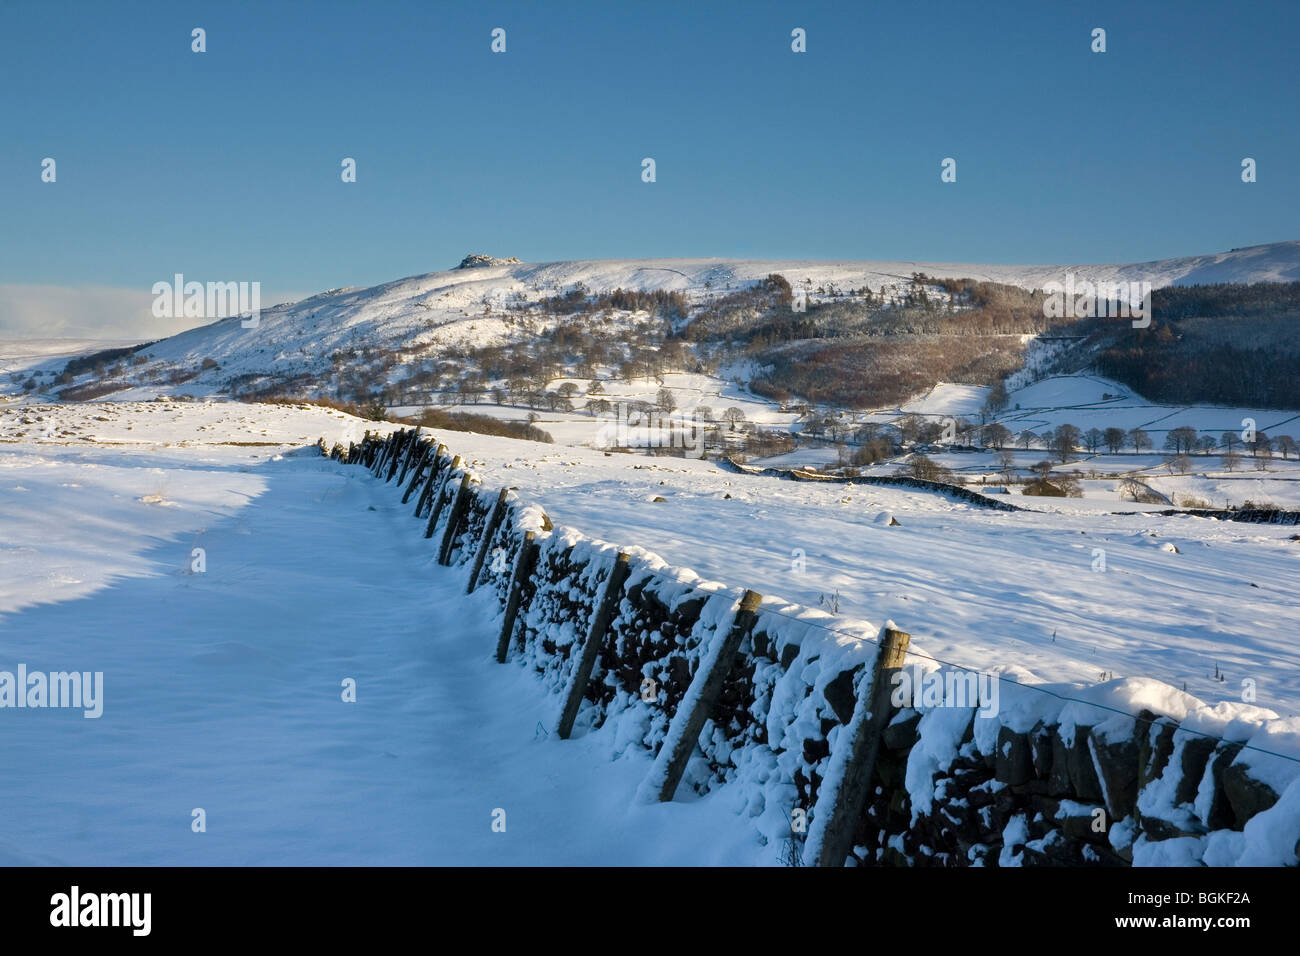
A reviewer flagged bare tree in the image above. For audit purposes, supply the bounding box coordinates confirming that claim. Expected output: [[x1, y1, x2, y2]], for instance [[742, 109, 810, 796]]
[[983, 423, 1012, 450], [982, 380, 1010, 419], [1052, 424, 1081, 463], [1128, 428, 1150, 453], [1165, 426, 1199, 455], [899, 454, 952, 482], [721, 407, 746, 431], [898, 414, 923, 446]]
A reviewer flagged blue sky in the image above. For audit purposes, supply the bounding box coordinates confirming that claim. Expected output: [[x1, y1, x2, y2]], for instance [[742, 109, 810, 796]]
[[2, 0, 1297, 335]]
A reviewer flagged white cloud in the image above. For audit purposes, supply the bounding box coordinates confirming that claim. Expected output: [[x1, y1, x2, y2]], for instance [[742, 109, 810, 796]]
[[0, 284, 310, 341]]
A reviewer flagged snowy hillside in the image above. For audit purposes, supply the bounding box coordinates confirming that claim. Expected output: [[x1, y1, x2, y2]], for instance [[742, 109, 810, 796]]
[[5, 241, 1298, 404]]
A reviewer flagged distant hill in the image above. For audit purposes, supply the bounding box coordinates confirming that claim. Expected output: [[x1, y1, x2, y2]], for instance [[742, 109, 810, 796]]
[[13, 241, 1300, 412]]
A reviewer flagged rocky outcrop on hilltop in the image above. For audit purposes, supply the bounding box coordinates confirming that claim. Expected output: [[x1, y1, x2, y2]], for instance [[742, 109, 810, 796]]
[[456, 253, 521, 269]]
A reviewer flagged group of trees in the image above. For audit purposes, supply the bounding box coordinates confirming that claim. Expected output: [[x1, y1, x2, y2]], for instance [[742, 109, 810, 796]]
[[1097, 338, 1300, 410], [386, 302, 708, 413], [823, 409, 1297, 480], [1006, 422, 1294, 468], [749, 336, 1024, 410], [1095, 281, 1300, 410], [529, 285, 690, 324]]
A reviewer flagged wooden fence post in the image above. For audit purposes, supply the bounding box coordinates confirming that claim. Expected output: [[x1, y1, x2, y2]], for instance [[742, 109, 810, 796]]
[[437, 475, 475, 565], [414, 445, 448, 518], [466, 488, 510, 594], [401, 444, 432, 504], [646, 589, 763, 802], [423, 455, 460, 538], [396, 429, 422, 486], [806, 626, 911, 867], [495, 531, 540, 663], [556, 553, 632, 739], [385, 430, 409, 482]]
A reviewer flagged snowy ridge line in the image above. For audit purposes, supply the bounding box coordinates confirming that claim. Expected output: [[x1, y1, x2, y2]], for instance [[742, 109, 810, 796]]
[[322, 428, 1300, 867]]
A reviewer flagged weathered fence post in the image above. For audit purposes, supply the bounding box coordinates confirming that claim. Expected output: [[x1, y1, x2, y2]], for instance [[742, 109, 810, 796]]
[[414, 444, 448, 517], [556, 552, 632, 739], [401, 443, 432, 504], [806, 626, 911, 867], [385, 430, 410, 482], [423, 455, 461, 538], [437, 475, 475, 565], [396, 429, 422, 486], [466, 488, 510, 594], [496, 531, 540, 663], [644, 589, 763, 802]]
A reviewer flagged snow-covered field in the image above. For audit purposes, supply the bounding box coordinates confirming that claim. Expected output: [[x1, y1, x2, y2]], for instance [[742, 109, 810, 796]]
[[2, 399, 1297, 864], [752, 374, 1300, 510], [429, 433, 1300, 718], [0, 407, 764, 865]]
